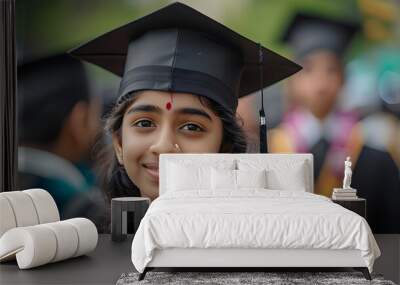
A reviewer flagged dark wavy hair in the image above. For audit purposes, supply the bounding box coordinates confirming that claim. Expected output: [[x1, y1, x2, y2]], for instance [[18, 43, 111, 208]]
[[95, 92, 247, 201]]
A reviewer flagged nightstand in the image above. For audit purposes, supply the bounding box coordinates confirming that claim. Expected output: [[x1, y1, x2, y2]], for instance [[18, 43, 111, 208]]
[[111, 197, 150, 242], [332, 198, 366, 219]]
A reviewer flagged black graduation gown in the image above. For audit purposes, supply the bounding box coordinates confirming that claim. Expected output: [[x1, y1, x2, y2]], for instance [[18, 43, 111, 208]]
[[352, 146, 400, 234]]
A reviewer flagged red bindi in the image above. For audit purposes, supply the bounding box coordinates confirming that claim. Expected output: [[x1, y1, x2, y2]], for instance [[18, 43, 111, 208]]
[[166, 93, 173, 110]]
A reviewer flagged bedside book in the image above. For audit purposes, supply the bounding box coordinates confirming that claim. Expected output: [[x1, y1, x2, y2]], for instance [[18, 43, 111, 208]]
[[332, 188, 358, 200], [332, 196, 358, 200], [332, 193, 358, 200], [333, 188, 357, 193]]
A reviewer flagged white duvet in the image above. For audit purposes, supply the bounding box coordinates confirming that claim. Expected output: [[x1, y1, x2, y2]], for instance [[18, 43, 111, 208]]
[[131, 190, 380, 273]]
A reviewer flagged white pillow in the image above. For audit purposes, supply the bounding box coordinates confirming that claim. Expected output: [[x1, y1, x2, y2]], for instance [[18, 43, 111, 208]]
[[236, 169, 267, 189], [211, 168, 267, 190], [167, 160, 236, 192], [266, 164, 306, 191], [238, 159, 307, 191], [211, 168, 236, 190], [167, 163, 210, 191]]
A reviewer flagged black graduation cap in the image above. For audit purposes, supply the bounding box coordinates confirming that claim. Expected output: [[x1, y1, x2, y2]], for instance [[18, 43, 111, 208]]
[[70, 2, 301, 152], [282, 12, 360, 59]]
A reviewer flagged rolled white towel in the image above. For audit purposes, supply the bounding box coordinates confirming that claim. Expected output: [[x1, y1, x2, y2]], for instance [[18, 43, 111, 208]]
[[23, 189, 60, 224], [0, 225, 57, 268], [42, 221, 79, 262], [0, 189, 60, 239], [0, 196, 17, 237], [0, 191, 39, 227], [0, 218, 98, 269], [64, 218, 98, 257]]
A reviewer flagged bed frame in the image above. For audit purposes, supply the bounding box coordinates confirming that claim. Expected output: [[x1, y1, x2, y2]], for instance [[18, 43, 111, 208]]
[[139, 248, 371, 280], [138, 154, 372, 281]]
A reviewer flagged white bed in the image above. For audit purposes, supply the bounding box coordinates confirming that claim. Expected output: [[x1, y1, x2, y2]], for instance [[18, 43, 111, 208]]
[[131, 154, 380, 280]]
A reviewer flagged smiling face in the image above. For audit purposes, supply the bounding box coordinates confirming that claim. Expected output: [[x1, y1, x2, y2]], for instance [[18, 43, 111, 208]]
[[112, 90, 223, 200], [289, 50, 344, 119]]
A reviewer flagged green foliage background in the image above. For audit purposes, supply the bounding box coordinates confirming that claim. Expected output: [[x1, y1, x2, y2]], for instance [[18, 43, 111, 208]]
[[17, 0, 362, 62]]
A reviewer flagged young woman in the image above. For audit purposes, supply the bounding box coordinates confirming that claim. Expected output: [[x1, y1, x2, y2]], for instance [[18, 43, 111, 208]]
[[71, 2, 300, 201], [100, 89, 247, 201]]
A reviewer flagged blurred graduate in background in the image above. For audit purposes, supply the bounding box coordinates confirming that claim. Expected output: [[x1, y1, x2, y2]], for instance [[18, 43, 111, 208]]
[[17, 54, 107, 230], [342, 48, 400, 170], [267, 13, 400, 233]]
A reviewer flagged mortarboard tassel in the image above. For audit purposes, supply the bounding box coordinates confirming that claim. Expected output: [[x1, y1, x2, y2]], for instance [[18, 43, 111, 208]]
[[258, 44, 268, 153]]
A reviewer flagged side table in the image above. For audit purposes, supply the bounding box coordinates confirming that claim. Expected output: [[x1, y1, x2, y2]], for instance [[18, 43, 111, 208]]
[[332, 198, 366, 219], [111, 197, 150, 241]]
